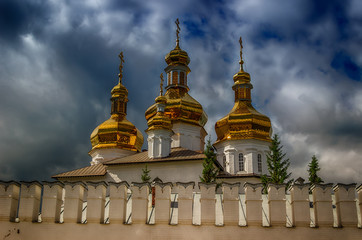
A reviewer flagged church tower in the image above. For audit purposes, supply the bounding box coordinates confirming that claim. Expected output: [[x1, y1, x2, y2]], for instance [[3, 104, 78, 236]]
[[89, 52, 144, 165], [145, 74, 173, 158], [214, 38, 272, 176], [145, 19, 208, 152]]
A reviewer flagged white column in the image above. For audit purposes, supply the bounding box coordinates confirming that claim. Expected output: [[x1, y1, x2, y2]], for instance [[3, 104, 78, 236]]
[[224, 146, 236, 174]]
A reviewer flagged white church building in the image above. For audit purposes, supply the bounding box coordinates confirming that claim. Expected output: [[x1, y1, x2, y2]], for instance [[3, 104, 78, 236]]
[[53, 27, 272, 185]]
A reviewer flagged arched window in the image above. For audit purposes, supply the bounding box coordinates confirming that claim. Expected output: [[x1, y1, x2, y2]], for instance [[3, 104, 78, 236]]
[[223, 154, 226, 169], [238, 153, 244, 171], [257, 154, 262, 172]]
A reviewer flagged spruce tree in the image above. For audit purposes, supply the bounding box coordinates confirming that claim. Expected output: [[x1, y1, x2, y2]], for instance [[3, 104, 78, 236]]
[[200, 138, 218, 183], [308, 155, 323, 184], [141, 164, 151, 183], [261, 134, 293, 191]]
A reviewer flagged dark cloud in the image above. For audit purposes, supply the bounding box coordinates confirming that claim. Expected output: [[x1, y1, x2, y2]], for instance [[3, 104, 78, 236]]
[[0, 0, 361, 183]]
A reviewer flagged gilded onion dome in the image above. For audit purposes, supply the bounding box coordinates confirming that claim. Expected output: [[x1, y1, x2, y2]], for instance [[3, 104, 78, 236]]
[[146, 75, 172, 132], [145, 19, 208, 127], [90, 52, 144, 153], [214, 37, 271, 143]]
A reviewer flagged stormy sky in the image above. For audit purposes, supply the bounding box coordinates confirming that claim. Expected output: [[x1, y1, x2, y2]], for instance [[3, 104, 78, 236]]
[[0, 0, 361, 183]]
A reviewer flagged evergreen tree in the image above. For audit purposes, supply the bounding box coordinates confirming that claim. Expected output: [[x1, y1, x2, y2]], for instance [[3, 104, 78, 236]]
[[261, 134, 293, 191], [141, 164, 151, 183], [308, 155, 323, 184], [200, 138, 218, 183]]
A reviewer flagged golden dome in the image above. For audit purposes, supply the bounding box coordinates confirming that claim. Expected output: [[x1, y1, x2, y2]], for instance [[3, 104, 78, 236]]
[[214, 37, 271, 144], [146, 95, 172, 132], [165, 45, 190, 67], [145, 88, 208, 127], [90, 52, 144, 153]]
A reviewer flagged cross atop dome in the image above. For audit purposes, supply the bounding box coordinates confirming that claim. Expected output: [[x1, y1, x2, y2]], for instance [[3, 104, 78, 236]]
[[239, 37, 244, 71], [175, 18, 181, 49], [118, 51, 125, 83]]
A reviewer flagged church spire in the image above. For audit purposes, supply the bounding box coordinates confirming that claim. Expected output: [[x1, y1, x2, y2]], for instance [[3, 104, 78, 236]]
[[164, 19, 191, 92], [110, 51, 128, 116], [232, 37, 253, 102]]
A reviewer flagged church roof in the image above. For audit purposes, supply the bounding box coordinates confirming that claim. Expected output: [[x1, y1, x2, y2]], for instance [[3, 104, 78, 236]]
[[53, 163, 107, 179], [105, 147, 205, 165], [216, 172, 262, 178]]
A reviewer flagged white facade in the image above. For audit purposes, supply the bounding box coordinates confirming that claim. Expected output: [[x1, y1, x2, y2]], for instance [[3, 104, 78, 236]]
[[147, 129, 173, 158], [105, 160, 204, 184], [171, 122, 207, 152], [89, 148, 136, 165], [214, 139, 270, 175]]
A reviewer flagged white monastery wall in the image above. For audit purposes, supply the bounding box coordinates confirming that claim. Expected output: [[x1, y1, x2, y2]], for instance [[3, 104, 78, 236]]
[[0, 181, 361, 240]]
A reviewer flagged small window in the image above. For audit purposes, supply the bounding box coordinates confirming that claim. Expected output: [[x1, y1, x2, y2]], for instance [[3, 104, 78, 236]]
[[257, 154, 262, 172], [180, 72, 185, 85], [238, 153, 244, 171], [172, 71, 178, 84], [223, 154, 226, 169]]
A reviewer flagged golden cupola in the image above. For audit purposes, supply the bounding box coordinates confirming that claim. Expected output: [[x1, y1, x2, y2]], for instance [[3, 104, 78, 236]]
[[145, 19, 208, 128], [145, 74, 172, 133], [214, 37, 272, 143], [90, 52, 144, 154]]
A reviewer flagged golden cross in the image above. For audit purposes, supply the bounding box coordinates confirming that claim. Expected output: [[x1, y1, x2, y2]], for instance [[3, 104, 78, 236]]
[[118, 51, 125, 83], [175, 18, 180, 47], [239, 37, 244, 71], [160, 73, 164, 96], [239, 37, 243, 61]]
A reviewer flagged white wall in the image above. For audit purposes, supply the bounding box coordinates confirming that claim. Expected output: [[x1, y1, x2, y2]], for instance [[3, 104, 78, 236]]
[[105, 160, 204, 184]]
